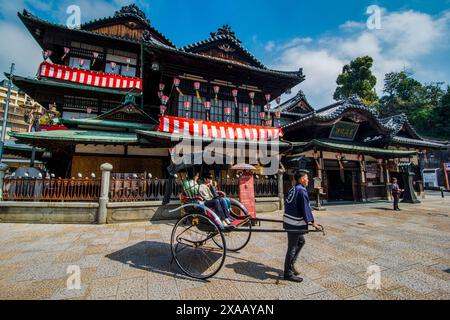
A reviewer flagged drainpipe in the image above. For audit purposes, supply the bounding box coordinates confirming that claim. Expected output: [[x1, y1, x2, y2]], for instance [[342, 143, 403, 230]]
[[98, 163, 113, 224]]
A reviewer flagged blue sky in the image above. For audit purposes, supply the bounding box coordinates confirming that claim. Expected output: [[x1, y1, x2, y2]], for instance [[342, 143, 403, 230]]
[[0, 0, 449, 107]]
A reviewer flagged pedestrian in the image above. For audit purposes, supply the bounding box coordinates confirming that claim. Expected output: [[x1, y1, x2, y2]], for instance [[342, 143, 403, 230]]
[[391, 177, 404, 211], [283, 170, 322, 282]]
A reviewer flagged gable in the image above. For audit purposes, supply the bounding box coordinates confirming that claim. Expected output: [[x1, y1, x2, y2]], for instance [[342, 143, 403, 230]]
[[86, 18, 148, 40], [182, 25, 266, 69], [194, 41, 258, 67], [286, 100, 313, 114]]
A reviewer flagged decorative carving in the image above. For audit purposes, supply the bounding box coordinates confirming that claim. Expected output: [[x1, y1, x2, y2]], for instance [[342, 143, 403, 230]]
[[210, 24, 241, 43], [218, 43, 235, 52], [142, 30, 153, 42], [114, 4, 150, 25]]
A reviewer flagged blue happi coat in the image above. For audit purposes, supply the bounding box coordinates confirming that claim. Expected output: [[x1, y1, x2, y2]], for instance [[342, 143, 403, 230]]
[[283, 184, 315, 230]]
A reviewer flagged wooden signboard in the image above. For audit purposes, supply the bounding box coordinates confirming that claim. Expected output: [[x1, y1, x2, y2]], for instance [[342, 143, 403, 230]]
[[329, 121, 360, 141]]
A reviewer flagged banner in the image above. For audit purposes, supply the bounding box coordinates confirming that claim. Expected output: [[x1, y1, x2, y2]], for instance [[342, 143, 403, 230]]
[[38, 62, 142, 91]]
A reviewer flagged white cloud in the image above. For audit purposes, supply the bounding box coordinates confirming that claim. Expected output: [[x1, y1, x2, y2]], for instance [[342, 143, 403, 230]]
[[0, 21, 42, 78], [265, 41, 275, 52], [270, 8, 450, 108]]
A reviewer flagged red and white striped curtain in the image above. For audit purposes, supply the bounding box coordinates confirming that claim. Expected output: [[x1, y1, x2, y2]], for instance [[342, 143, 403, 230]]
[[158, 116, 283, 141], [38, 62, 142, 91]]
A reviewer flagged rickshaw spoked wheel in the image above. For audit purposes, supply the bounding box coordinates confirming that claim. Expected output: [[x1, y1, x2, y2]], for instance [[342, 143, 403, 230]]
[[213, 199, 252, 252], [171, 212, 226, 279]]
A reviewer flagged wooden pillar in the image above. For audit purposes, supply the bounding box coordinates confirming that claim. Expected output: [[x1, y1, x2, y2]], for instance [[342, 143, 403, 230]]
[[358, 154, 367, 202], [385, 160, 392, 201]]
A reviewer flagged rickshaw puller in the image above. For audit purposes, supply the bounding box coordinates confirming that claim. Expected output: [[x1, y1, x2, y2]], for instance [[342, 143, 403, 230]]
[[283, 170, 322, 283]]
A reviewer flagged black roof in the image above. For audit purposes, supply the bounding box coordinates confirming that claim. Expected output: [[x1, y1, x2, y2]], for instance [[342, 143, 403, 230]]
[[181, 24, 266, 69], [277, 89, 314, 113]]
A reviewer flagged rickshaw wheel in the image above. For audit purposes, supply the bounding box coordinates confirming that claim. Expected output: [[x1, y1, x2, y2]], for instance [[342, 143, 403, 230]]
[[171, 212, 226, 279], [213, 199, 252, 252]]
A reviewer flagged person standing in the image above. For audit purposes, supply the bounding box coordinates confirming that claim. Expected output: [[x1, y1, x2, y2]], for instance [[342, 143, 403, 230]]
[[283, 170, 322, 282], [391, 177, 404, 211]]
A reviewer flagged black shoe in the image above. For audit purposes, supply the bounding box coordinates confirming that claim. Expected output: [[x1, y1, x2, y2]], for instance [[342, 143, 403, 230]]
[[283, 275, 303, 283]]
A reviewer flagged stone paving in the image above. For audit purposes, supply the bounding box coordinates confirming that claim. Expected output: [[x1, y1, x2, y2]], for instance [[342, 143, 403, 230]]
[[0, 192, 449, 300]]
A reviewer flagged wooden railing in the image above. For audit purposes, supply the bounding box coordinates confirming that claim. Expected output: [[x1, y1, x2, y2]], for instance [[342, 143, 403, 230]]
[[2, 177, 101, 201]]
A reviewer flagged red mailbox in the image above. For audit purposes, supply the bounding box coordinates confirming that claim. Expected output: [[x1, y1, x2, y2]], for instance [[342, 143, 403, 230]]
[[231, 164, 256, 219]]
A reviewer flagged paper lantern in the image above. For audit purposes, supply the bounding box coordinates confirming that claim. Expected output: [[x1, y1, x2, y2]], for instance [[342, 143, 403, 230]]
[[92, 52, 99, 66], [161, 95, 169, 105], [173, 78, 184, 96], [160, 105, 167, 115], [194, 82, 202, 102], [159, 83, 165, 91], [265, 93, 271, 102], [61, 47, 70, 60], [259, 112, 266, 120]]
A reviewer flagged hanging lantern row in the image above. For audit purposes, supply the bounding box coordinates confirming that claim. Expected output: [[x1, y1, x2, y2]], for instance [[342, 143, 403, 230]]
[[162, 77, 280, 108]]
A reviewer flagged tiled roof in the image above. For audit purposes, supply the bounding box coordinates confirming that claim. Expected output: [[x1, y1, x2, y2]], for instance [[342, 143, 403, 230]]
[[292, 139, 417, 157], [80, 4, 176, 48], [277, 89, 313, 113], [19, 10, 304, 81], [9, 129, 138, 144], [282, 96, 393, 133], [180, 25, 266, 69], [391, 136, 445, 148]]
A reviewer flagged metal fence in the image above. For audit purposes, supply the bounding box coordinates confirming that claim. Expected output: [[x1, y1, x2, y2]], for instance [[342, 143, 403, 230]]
[[2, 175, 278, 202], [2, 177, 101, 201]]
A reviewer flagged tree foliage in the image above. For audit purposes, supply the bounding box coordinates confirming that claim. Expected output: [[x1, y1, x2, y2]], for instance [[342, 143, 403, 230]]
[[333, 56, 378, 107], [378, 70, 448, 138]]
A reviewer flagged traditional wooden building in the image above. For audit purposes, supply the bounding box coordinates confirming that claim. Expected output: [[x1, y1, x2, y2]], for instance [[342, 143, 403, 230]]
[[282, 96, 445, 203], [6, 4, 445, 205]]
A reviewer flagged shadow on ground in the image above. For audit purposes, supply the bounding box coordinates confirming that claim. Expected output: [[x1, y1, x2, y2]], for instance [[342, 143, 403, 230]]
[[105, 241, 203, 282], [225, 260, 282, 282]]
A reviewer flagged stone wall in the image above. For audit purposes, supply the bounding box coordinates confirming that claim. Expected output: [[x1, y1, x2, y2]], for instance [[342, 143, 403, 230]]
[[0, 198, 281, 224], [0, 202, 98, 224]]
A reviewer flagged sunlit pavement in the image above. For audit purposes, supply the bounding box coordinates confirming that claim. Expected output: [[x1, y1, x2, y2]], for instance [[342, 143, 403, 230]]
[[0, 191, 449, 300]]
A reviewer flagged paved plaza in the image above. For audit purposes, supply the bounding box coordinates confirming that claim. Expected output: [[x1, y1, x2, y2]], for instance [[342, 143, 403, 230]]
[[0, 192, 449, 300]]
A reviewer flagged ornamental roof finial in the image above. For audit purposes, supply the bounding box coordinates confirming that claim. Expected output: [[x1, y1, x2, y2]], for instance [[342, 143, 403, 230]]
[[210, 24, 241, 43]]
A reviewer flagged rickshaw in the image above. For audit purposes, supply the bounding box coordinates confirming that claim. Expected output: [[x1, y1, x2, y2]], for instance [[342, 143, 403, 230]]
[[165, 156, 325, 280]]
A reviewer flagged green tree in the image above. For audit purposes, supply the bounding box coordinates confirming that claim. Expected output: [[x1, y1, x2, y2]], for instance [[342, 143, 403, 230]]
[[333, 56, 378, 107], [379, 70, 446, 135], [431, 86, 450, 138]]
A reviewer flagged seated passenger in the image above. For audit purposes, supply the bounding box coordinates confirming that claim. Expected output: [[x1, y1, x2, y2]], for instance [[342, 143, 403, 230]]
[[199, 173, 231, 226], [181, 172, 200, 199]]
